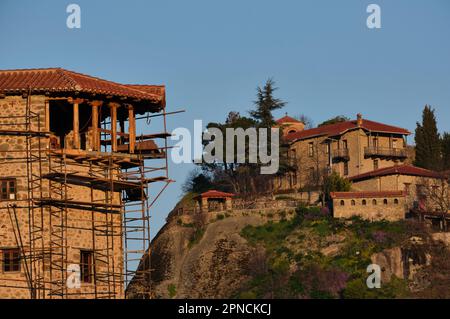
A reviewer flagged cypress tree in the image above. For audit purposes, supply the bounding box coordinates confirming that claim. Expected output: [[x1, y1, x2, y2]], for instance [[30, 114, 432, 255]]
[[442, 132, 450, 171], [414, 105, 442, 170]]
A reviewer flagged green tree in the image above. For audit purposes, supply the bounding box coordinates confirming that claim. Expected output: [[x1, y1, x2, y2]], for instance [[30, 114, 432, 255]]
[[318, 115, 350, 127], [322, 171, 352, 204], [442, 132, 450, 171], [249, 78, 286, 127], [414, 105, 442, 171]]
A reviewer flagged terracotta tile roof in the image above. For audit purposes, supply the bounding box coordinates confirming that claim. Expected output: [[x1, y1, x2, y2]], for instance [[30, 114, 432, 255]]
[[285, 118, 410, 142], [195, 190, 235, 199], [276, 115, 302, 124], [0, 68, 165, 104], [348, 164, 441, 181], [331, 191, 405, 199]]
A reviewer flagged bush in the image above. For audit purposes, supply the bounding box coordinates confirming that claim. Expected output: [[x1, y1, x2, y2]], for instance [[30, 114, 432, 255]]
[[188, 228, 205, 248], [167, 284, 177, 298]]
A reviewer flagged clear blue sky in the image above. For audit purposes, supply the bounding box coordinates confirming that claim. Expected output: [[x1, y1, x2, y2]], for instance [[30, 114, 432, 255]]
[[1, 0, 449, 238]]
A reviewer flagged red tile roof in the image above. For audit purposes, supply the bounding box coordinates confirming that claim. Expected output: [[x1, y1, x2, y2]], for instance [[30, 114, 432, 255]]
[[331, 191, 405, 199], [195, 190, 235, 199], [285, 118, 410, 142], [348, 164, 441, 181], [276, 115, 302, 124], [0, 68, 165, 105]]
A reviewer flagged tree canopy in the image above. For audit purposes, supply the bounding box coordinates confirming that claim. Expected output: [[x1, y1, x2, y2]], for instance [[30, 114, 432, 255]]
[[249, 78, 286, 127], [318, 115, 350, 127]]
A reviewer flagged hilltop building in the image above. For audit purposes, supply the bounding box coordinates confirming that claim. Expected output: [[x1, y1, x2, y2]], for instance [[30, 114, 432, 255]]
[[276, 114, 448, 223]]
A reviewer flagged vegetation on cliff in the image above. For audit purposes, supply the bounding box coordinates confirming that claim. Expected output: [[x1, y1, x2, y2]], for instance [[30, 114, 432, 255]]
[[237, 205, 449, 299]]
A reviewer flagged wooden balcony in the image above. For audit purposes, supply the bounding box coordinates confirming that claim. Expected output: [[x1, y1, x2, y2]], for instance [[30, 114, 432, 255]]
[[364, 147, 407, 159], [332, 148, 349, 162]]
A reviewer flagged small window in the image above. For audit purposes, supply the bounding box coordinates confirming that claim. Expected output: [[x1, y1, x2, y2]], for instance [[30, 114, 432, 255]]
[[362, 199, 367, 206], [308, 142, 314, 157], [373, 160, 379, 170], [342, 140, 348, 149], [394, 199, 399, 205], [80, 250, 94, 283], [290, 149, 297, 160], [292, 171, 298, 185], [383, 199, 388, 205], [0, 179, 16, 201], [404, 183, 411, 195], [2, 248, 21, 272], [372, 199, 377, 205], [351, 200, 356, 206], [373, 137, 378, 148], [343, 162, 349, 176], [392, 139, 398, 148], [288, 129, 297, 134], [340, 200, 345, 206]]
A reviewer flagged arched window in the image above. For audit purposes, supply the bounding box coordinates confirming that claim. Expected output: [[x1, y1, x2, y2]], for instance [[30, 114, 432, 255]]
[[340, 200, 345, 206], [351, 200, 356, 206], [362, 199, 367, 206], [288, 129, 297, 134], [394, 198, 399, 204], [383, 199, 388, 205], [372, 199, 377, 205]]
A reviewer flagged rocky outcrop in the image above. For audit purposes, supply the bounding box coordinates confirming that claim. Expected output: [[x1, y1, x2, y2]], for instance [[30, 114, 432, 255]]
[[127, 203, 449, 299], [371, 237, 432, 291], [128, 214, 271, 298]]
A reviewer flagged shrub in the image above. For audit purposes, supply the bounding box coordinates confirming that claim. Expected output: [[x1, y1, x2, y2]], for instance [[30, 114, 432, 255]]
[[188, 228, 205, 248], [167, 284, 177, 298]]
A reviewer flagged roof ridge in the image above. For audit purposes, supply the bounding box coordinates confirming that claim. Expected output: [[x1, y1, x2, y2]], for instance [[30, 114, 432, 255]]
[[362, 119, 411, 134], [61, 68, 161, 98], [0, 67, 61, 73]]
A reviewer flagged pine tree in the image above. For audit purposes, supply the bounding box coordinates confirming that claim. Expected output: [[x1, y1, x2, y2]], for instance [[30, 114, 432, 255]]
[[250, 78, 286, 127], [414, 105, 442, 171]]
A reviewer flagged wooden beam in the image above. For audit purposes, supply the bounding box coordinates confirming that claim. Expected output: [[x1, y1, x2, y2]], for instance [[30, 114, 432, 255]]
[[128, 104, 136, 154], [45, 100, 50, 132], [90, 101, 102, 151], [109, 102, 119, 152], [73, 101, 80, 149]]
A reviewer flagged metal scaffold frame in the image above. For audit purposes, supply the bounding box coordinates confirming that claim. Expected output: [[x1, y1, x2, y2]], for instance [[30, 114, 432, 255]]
[[0, 94, 178, 299]]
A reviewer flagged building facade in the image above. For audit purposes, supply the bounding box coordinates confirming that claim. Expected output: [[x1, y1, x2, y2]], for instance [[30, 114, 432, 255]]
[[276, 113, 447, 221], [0, 68, 169, 299]]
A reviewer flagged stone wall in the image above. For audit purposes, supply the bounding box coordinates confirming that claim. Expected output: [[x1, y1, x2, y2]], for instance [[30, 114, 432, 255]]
[[332, 195, 406, 221], [0, 94, 124, 299], [352, 174, 443, 211]]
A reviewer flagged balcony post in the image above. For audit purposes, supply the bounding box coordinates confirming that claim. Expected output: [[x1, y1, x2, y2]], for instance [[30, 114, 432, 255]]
[[109, 102, 120, 152], [89, 100, 103, 151], [127, 104, 136, 154], [71, 98, 84, 149]]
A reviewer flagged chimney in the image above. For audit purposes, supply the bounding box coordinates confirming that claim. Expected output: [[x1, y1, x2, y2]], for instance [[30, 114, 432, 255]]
[[357, 113, 363, 127]]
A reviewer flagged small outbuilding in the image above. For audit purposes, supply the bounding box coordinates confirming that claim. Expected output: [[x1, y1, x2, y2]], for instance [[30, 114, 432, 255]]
[[194, 190, 235, 212], [331, 191, 406, 221]]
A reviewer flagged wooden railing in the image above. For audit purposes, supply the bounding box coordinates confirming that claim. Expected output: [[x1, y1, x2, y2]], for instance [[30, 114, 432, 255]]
[[364, 147, 407, 158], [332, 148, 349, 161]]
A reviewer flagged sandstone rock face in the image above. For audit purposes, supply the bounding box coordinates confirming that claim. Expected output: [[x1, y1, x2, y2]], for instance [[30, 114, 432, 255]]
[[432, 233, 450, 249], [138, 215, 267, 299], [371, 239, 432, 291], [371, 247, 404, 283]]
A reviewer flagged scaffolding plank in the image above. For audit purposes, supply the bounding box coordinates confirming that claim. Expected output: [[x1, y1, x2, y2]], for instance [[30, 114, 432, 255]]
[[42, 172, 145, 191]]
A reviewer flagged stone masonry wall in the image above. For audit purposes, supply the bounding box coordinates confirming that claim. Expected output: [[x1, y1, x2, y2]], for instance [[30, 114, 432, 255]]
[[0, 95, 124, 299]]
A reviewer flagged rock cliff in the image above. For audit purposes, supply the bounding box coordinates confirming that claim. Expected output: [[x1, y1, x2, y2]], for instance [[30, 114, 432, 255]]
[[127, 203, 450, 299]]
